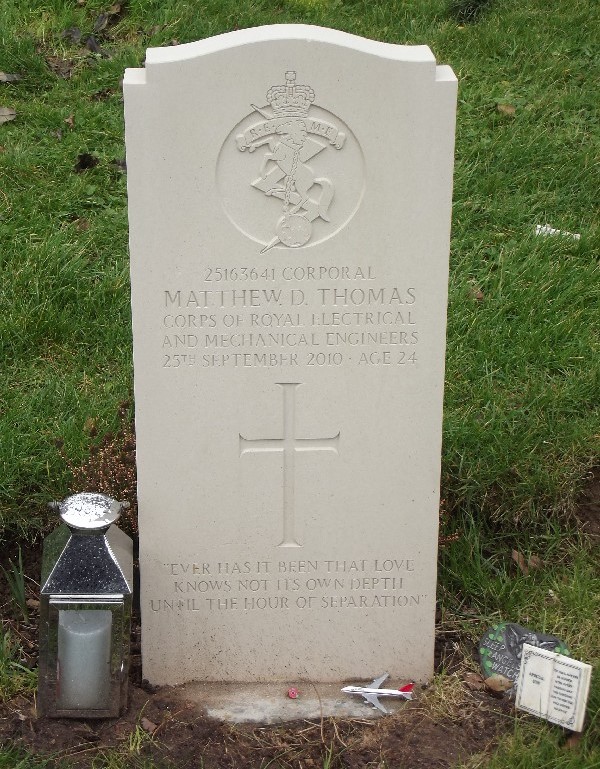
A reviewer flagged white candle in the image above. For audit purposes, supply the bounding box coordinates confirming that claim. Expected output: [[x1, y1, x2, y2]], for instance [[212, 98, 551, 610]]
[[57, 610, 112, 710]]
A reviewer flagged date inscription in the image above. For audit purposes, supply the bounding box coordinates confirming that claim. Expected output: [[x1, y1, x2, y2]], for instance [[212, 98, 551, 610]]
[[158, 264, 421, 368]]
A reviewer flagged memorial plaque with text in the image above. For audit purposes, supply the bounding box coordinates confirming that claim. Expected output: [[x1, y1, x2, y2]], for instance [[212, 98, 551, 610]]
[[516, 644, 592, 732], [124, 25, 457, 684]]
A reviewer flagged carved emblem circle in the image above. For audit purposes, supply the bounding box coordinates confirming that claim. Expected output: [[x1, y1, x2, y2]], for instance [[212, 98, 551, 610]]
[[216, 72, 365, 253], [277, 213, 312, 247]]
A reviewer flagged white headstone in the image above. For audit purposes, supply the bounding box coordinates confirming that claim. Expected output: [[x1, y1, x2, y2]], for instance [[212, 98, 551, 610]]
[[124, 25, 457, 684]]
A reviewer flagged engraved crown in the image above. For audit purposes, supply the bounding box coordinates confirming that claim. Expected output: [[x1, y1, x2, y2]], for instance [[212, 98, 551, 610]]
[[266, 72, 315, 118]]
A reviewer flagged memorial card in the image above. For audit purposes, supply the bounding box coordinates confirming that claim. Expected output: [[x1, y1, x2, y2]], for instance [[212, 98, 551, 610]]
[[516, 644, 592, 732]]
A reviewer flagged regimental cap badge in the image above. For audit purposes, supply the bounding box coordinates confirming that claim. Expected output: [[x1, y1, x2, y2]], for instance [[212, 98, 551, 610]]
[[266, 71, 315, 119], [230, 70, 359, 252]]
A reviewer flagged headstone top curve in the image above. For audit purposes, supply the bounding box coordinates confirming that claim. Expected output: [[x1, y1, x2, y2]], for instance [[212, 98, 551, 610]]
[[142, 24, 436, 68]]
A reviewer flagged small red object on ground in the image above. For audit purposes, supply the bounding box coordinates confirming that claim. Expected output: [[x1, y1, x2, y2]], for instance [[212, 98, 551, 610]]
[[287, 687, 299, 699]]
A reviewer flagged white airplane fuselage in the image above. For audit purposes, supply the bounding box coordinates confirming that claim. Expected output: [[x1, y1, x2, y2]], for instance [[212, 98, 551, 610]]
[[341, 686, 411, 697]]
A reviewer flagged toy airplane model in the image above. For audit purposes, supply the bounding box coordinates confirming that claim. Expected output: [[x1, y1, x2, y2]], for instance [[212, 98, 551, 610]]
[[342, 673, 414, 714]]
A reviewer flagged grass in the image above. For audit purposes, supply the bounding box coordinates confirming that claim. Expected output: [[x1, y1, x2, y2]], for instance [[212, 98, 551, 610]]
[[2, 547, 30, 622], [442, 516, 599, 705], [0, 748, 55, 769], [440, 516, 600, 767], [0, 0, 599, 767], [88, 720, 158, 769], [0, 0, 597, 538], [0, 630, 37, 701], [462, 706, 600, 768]]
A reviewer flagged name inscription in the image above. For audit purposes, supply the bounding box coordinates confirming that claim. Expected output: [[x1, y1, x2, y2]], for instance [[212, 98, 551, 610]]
[[158, 264, 420, 368]]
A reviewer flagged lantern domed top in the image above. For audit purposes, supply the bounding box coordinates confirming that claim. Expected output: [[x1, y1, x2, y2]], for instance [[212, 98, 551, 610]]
[[51, 493, 129, 532], [42, 493, 133, 597]]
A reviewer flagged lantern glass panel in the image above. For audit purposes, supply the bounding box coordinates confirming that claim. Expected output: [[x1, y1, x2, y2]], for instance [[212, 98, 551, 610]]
[[57, 609, 112, 710], [43, 599, 126, 718]]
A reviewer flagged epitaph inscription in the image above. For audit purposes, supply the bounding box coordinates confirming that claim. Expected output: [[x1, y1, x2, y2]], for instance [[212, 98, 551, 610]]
[[150, 556, 425, 613]]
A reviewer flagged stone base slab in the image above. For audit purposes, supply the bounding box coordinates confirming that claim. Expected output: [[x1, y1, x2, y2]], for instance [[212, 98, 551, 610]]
[[165, 680, 415, 723]]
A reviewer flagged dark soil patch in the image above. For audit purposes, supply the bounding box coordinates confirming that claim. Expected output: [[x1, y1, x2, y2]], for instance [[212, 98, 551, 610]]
[[1, 680, 512, 768], [573, 466, 600, 540]]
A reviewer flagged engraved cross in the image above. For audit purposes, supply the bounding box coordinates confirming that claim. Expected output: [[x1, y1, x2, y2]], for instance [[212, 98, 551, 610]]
[[239, 383, 340, 548]]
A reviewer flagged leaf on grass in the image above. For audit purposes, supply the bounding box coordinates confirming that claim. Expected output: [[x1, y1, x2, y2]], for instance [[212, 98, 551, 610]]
[[61, 27, 82, 44], [94, 3, 123, 34], [46, 56, 75, 79], [512, 549, 544, 575], [0, 72, 21, 83], [92, 87, 114, 101], [484, 674, 513, 693], [463, 671, 485, 690], [496, 103, 516, 116], [512, 549, 529, 575], [528, 554, 543, 570], [74, 153, 99, 172], [64, 113, 75, 129], [93, 13, 110, 33], [84, 416, 97, 434], [85, 36, 103, 55], [141, 717, 157, 734], [0, 107, 16, 124], [26, 598, 40, 609], [75, 217, 90, 232], [469, 284, 484, 302]]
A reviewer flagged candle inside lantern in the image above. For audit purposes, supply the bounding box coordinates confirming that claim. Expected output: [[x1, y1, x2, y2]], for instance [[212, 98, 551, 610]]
[[57, 610, 112, 710]]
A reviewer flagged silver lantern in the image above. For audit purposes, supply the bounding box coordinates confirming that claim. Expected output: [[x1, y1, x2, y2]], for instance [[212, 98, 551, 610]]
[[38, 493, 133, 718]]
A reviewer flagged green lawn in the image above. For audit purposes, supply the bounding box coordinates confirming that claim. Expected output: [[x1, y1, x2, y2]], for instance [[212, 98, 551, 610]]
[[0, 0, 598, 766]]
